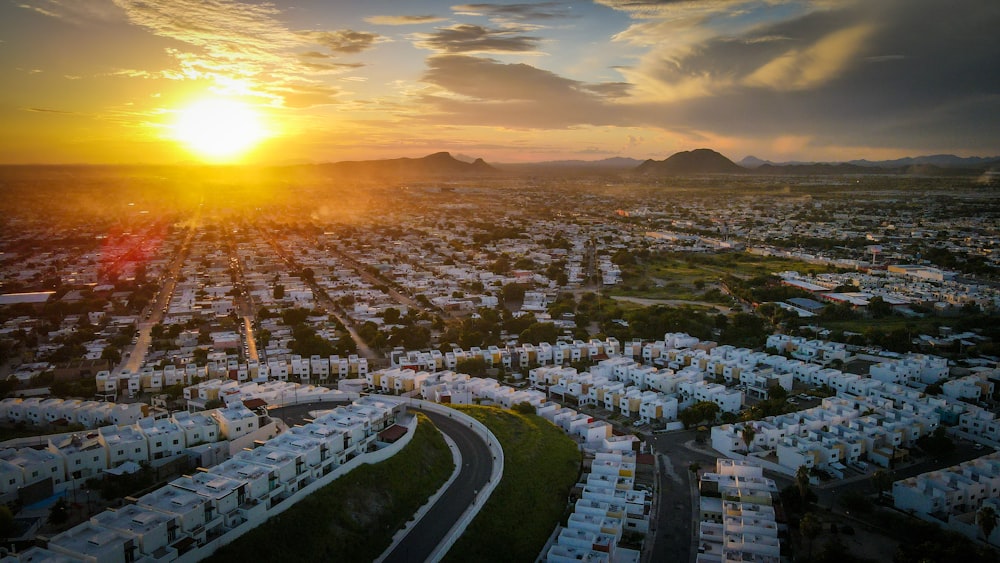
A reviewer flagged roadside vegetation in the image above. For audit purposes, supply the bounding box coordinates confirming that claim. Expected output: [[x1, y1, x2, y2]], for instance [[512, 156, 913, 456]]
[[208, 413, 452, 563], [444, 405, 581, 563]]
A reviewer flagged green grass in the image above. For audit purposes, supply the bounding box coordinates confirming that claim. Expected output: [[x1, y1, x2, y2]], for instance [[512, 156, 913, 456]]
[[444, 405, 582, 563], [208, 413, 453, 563], [611, 250, 837, 301]]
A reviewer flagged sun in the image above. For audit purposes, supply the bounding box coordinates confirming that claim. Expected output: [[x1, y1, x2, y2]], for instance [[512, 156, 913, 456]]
[[171, 98, 268, 161]]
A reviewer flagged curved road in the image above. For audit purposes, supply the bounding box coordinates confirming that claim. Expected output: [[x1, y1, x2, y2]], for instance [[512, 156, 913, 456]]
[[269, 402, 495, 563], [383, 408, 494, 563]]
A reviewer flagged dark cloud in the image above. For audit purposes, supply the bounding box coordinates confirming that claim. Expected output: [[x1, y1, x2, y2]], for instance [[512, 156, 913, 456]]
[[300, 29, 380, 54], [420, 55, 633, 128], [629, 0, 1000, 150], [452, 2, 573, 21], [415, 24, 541, 53]]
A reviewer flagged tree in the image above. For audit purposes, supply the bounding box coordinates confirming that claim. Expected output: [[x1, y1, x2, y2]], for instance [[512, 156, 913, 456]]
[[48, 497, 70, 526], [741, 424, 757, 452], [382, 307, 401, 325], [679, 401, 720, 429], [796, 465, 812, 504], [871, 469, 895, 498], [799, 512, 823, 559], [868, 295, 892, 318], [456, 357, 488, 378], [0, 505, 14, 541], [978, 505, 998, 541]]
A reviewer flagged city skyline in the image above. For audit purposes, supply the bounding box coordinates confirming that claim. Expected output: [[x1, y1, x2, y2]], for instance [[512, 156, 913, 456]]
[[2, 0, 999, 164]]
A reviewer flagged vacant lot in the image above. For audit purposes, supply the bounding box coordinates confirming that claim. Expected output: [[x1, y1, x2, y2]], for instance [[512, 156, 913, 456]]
[[444, 405, 581, 563], [209, 413, 452, 563]]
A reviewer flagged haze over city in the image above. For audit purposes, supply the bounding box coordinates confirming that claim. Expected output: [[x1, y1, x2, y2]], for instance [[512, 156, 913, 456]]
[[2, 0, 999, 164]]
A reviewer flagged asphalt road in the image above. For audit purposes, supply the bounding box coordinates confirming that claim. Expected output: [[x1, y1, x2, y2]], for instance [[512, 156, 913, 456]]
[[269, 401, 495, 563], [382, 408, 494, 563], [647, 430, 721, 563]]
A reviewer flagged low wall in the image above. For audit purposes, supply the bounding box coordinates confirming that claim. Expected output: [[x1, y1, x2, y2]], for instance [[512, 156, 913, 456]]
[[175, 414, 418, 563]]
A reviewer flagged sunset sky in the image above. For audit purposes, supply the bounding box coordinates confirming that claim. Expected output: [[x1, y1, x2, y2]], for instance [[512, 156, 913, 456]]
[[2, 0, 998, 164]]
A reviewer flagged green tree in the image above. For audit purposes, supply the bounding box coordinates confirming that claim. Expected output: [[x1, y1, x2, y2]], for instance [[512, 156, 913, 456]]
[[799, 512, 823, 559], [868, 295, 892, 318], [978, 505, 998, 541], [383, 307, 401, 325], [741, 424, 757, 452], [679, 401, 720, 429], [0, 505, 14, 541], [48, 497, 69, 526], [456, 357, 488, 378], [796, 465, 812, 504], [871, 469, 895, 498]]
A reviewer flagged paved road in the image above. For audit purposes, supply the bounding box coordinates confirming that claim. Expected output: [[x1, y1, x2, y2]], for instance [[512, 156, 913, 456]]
[[647, 430, 720, 563], [121, 226, 195, 374], [383, 408, 494, 563], [269, 401, 495, 562]]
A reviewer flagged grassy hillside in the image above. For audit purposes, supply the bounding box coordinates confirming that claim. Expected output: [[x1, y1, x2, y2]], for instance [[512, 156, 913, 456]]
[[208, 413, 452, 562], [445, 405, 582, 563]]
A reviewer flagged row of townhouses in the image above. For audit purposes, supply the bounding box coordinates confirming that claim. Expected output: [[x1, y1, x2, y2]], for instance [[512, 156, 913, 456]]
[[14, 398, 403, 563], [0, 403, 272, 501], [544, 450, 648, 563], [893, 452, 1000, 546], [696, 459, 782, 563], [711, 392, 942, 476]]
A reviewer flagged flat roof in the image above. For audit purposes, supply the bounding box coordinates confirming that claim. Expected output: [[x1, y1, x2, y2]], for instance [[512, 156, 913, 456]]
[[0, 291, 55, 305]]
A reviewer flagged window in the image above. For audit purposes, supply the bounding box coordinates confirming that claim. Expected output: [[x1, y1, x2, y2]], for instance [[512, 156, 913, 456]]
[[76, 460, 81, 465], [135, 448, 141, 453], [118, 450, 124, 456]]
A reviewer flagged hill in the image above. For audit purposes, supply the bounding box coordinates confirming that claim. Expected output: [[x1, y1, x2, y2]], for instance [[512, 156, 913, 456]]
[[317, 151, 497, 178], [635, 148, 745, 175]]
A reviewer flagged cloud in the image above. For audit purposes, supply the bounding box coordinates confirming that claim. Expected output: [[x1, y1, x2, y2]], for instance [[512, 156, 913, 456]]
[[18, 0, 125, 24], [744, 23, 875, 90], [24, 107, 75, 114], [105, 0, 385, 108], [365, 14, 444, 26], [298, 29, 380, 54], [450, 3, 573, 21], [414, 24, 542, 54], [419, 55, 633, 128]]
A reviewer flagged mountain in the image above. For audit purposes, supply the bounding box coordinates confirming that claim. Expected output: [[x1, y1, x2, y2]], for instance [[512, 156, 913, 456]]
[[739, 155, 770, 169], [847, 154, 1000, 169], [317, 152, 497, 178], [636, 148, 745, 175]]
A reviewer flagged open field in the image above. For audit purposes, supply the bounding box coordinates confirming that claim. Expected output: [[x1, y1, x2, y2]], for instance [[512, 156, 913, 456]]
[[611, 250, 841, 302], [444, 405, 581, 563], [208, 414, 452, 563]]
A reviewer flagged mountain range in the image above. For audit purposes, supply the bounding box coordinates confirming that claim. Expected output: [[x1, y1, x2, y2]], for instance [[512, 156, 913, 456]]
[[315, 151, 497, 178], [302, 149, 999, 178]]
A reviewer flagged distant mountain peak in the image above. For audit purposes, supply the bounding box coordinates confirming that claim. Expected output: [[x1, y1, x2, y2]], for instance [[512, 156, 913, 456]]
[[636, 148, 744, 175]]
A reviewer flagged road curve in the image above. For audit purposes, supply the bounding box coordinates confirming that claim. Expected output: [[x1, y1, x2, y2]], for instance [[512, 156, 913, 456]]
[[382, 408, 494, 563]]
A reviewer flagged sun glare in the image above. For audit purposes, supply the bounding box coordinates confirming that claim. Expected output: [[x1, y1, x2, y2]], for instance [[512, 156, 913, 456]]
[[172, 99, 267, 161]]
